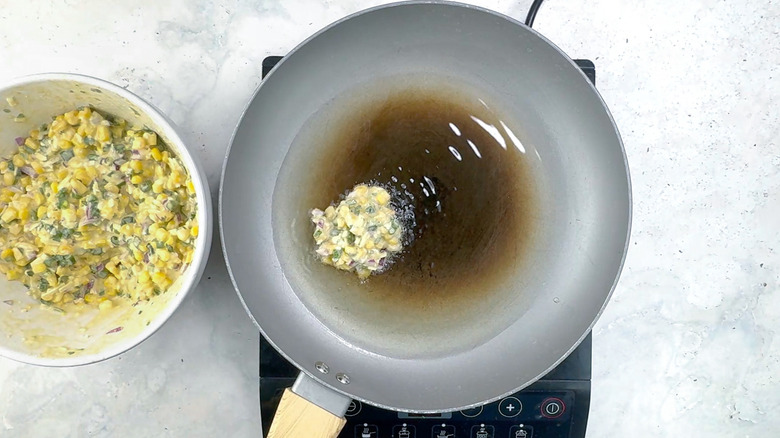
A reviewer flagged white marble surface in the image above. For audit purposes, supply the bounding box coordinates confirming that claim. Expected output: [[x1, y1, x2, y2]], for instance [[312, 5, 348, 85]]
[[0, 0, 777, 436]]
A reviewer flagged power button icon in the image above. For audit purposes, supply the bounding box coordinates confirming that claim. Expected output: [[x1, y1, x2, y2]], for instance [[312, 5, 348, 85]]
[[540, 397, 565, 419]]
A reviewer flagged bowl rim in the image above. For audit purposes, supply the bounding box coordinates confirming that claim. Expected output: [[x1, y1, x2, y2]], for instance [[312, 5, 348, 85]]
[[0, 72, 213, 367]]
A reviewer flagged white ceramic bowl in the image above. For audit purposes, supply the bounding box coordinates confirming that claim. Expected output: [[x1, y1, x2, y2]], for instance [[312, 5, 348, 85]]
[[0, 73, 212, 366]]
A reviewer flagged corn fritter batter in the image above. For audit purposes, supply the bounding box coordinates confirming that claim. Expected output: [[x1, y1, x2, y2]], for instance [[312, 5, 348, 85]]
[[311, 184, 403, 279], [0, 107, 198, 311]]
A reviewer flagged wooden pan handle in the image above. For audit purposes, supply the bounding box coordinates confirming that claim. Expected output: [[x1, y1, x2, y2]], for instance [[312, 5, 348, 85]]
[[267, 388, 347, 438]]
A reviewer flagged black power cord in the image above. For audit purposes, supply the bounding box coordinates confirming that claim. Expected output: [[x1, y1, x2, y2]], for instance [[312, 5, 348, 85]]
[[525, 0, 545, 27]]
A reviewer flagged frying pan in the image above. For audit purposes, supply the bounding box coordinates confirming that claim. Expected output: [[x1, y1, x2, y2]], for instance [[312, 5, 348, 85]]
[[219, 1, 631, 436]]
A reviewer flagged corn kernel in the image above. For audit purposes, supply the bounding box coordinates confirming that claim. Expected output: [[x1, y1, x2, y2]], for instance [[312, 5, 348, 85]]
[[85, 166, 99, 180], [152, 271, 169, 286], [24, 137, 39, 150], [8, 223, 21, 235], [58, 138, 73, 150], [132, 137, 147, 150], [60, 128, 75, 141], [18, 208, 29, 221], [1, 207, 17, 222], [175, 228, 189, 241], [143, 132, 158, 146], [152, 180, 164, 194], [12, 155, 25, 167], [5, 268, 21, 281], [190, 225, 199, 238], [106, 263, 119, 277], [71, 179, 88, 195], [157, 249, 170, 262], [3, 172, 15, 186], [95, 125, 111, 142], [130, 160, 143, 172], [130, 175, 143, 185], [84, 294, 97, 304], [64, 111, 79, 125], [78, 107, 92, 120], [37, 205, 47, 218], [99, 300, 113, 311], [150, 147, 162, 161], [51, 182, 59, 193], [30, 257, 46, 274], [31, 162, 45, 175], [73, 168, 89, 183]]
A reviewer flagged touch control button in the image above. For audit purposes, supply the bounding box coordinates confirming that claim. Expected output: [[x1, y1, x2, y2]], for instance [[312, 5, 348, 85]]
[[460, 406, 483, 418], [432, 424, 456, 437], [509, 425, 534, 438], [498, 397, 522, 418], [346, 400, 362, 417], [356, 423, 378, 438], [540, 397, 565, 419], [393, 423, 416, 438], [470, 423, 494, 438]]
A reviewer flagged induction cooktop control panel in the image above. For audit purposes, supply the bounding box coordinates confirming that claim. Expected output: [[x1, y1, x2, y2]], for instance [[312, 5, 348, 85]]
[[340, 390, 575, 438], [260, 372, 579, 438]]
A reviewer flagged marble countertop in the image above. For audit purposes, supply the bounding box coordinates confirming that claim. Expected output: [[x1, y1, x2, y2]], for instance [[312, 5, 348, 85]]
[[1, 0, 777, 436]]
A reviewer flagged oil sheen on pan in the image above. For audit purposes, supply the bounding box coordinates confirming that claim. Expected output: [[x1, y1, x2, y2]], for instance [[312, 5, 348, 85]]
[[273, 74, 543, 357]]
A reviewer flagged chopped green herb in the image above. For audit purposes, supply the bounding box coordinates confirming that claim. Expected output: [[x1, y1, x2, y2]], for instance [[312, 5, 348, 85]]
[[60, 149, 74, 162], [57, 190, 69, 208], [120, 216, 135, 225]]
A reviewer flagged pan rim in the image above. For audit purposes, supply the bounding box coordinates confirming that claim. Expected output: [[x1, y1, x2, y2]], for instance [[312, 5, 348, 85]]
[[219, 0, 632, 412]]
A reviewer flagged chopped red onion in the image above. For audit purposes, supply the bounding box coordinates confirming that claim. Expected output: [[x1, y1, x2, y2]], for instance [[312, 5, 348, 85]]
[[18, 165, 37, 178]]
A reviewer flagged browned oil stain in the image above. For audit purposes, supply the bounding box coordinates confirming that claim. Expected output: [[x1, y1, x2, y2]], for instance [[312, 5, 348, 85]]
[[302, 86, 537, 314]]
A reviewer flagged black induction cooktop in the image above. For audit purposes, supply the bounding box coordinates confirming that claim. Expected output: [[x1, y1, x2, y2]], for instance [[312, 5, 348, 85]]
[[258, 56, 596, 438]]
